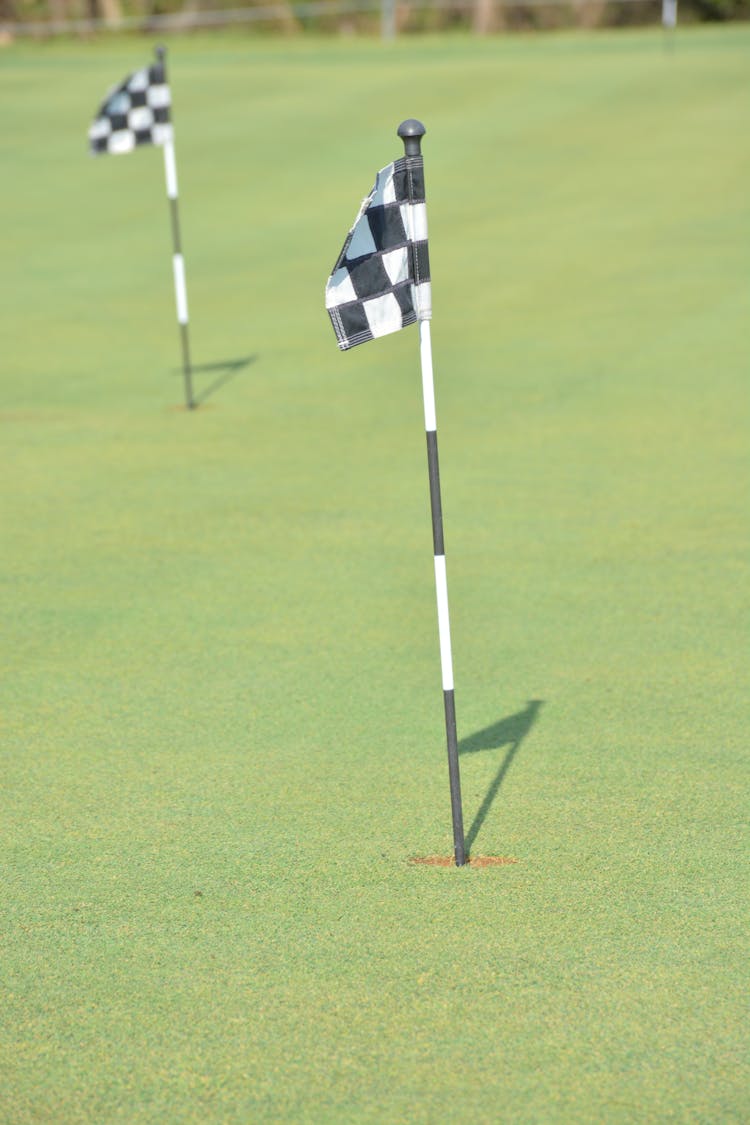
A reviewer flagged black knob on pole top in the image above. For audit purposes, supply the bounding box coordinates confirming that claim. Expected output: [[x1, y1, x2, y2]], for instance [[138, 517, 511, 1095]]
[[397, 119, 426, 156], [155, 45, 166, 62]]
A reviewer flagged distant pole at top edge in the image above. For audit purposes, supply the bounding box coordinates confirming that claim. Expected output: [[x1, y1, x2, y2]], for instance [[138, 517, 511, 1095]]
[[381, 0, 396, 40]]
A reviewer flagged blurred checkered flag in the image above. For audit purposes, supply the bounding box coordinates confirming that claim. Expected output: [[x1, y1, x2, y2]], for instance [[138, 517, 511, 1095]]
[[89, 59, 172, 156], [326, 155, 431, 351]]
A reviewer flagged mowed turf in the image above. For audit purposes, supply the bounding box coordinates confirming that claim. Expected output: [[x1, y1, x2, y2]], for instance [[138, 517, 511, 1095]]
[[1, 25, 748, 1122]]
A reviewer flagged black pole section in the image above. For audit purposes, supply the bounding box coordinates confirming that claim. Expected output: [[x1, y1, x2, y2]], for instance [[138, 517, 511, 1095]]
[[398, 119, 467, 867], [156, 45, 195, 410]]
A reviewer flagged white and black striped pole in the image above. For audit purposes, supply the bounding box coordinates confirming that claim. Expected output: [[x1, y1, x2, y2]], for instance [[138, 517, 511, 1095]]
[[155, 46, 194, 411], [398, 119, 467, 868]]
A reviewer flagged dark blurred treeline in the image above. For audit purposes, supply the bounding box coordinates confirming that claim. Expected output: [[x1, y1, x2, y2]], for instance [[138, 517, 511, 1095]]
[[2, 0, 748, 31]]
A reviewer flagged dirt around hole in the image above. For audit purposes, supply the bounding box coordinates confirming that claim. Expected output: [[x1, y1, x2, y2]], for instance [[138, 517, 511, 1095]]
[[409, 855, 518, 868]]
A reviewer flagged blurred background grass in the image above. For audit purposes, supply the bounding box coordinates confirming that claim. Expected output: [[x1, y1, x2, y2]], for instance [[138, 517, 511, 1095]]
[[2, 26, 748, 1122]]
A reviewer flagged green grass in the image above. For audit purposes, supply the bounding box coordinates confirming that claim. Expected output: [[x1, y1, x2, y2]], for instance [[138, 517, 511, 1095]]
[[2, 24, 749, 1122]]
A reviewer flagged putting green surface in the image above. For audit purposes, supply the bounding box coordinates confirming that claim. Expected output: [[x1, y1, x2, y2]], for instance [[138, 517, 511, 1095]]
[[2, 25, 748, 1122]]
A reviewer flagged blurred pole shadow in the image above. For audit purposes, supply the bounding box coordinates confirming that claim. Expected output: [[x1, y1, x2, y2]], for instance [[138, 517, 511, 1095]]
[[173, 355, 257, 406], [459, 699, 544, 854]]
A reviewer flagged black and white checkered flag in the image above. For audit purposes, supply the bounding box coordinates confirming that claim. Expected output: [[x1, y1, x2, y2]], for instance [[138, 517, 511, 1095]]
[[326, 154, 431, 351], [89, 59, 172, 156]]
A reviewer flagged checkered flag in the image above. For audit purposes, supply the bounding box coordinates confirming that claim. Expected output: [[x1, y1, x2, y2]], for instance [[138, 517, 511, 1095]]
[[326, 154, 431, 351], [89, 59, 172, 156]]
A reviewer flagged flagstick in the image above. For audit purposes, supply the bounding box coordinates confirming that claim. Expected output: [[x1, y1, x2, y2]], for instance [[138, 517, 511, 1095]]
[[398, 119, 467, 868], [155, 46, 194, 411]]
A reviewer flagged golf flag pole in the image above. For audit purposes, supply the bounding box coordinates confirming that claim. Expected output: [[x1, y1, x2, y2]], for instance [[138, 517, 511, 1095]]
[[324, 120, 467, 865], [398, 119, 466, 867], [155, 46, 194, 411]]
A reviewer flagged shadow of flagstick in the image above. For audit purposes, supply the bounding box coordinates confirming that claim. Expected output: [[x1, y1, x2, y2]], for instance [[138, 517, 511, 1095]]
[[172, 355, 257, 407], [459, 700, 544, 855]]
